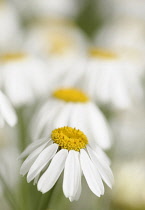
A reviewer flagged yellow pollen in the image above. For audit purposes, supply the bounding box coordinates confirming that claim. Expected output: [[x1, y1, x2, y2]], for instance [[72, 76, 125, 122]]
[[51, 126, 88, 151], [89, 48, 118, 60], [52, 88, 89, 103], [0, 53, 26, 62]]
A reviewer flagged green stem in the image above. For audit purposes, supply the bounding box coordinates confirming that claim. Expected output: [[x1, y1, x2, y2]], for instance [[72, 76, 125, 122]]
[[37, 185, 56, 210]]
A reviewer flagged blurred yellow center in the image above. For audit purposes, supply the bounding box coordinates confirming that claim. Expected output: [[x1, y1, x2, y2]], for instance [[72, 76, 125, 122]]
[[0, 53, 26, 62], [53, 88, 89, 103], [49, 34, 73, 54], [51, 127, 88, 151], [89, 48, 118, 60]]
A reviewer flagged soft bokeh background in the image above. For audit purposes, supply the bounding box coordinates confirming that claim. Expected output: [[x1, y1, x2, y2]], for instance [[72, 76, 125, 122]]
[[0, 0, 145, 210]]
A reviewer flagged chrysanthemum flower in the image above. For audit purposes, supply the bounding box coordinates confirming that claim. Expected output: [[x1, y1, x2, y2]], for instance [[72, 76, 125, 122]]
[[31, 88, 111, 150], [0, 90, 17, 127], [0, 0, 21, 52], [94, 18, 145, 78], [20, 126, 114, 201], [25, 20, 87, 57], [0, 52, 49, 107], [81, 47, 144, 109], [95, 18, 145, 51], [24, 20, 87, 89]]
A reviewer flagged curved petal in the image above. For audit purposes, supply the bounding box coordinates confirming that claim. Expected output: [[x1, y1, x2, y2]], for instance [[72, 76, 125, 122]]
[[87, 146, 114, 188], [91, 145, 111, 166], [18, 137, 50, 159], [63, 150, 81, 201], [53, 103, 73, 128], [20, 142, 48, 176], [38, 149, 68, 193], [87, 102, 111, 149], [27, 143, 58, 182], [80, 149, 104, 197], [0, 91, 17, 126]]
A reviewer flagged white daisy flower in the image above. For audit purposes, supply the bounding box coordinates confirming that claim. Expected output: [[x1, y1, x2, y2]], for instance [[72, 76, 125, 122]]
[[0, 90, 17, 127], [0, 0, 21, 52], [0, 52, 49, 107], [31, 88, 111, 150], [25, 20, 87, 57], [25, 20, 88, 90], [95, 18, 145, 51], [81, 47, 144, 110], [20, 126, 114, 201]]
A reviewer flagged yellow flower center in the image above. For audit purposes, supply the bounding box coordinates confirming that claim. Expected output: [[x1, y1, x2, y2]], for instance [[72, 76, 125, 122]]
[[0, 53, 26, 63], [48, 33, 74, 55], [51, 126, 88, 151], [52, 88, 89, 103], [89, 48, 118, 60]]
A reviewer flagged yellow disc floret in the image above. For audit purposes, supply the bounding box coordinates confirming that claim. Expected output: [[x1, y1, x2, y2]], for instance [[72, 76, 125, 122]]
[[51, 126, 88, 151], [52, 88, 89, 103], [89, 48, 118, 60], [0, 53, 26, 63], [48, 33, 74, 54]]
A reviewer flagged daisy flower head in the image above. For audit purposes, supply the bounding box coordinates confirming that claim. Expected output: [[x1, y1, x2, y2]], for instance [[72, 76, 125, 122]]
[[31, 88, 111, 150], [0, 0, 21, 52], [25, 20, 88, 92], [0, 52, 49, 107], [0, 90, 17, 127], [95, 18, 145, 51], [81, 47, 144, 110], [20, 126, 114, 201], [25, 19, 87, 58]]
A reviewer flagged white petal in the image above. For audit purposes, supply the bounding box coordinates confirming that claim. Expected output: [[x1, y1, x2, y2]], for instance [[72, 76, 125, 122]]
[[71, 172, 82, 201], [18, 137, 50, 159], [53, 103, 73, 128], [87, 102, 111, 149], [80, 149, 104, 197], [38, 149, 68, 193], [31, 101, 62, 139], [87, 146, 114, 188], [92, 145, 111, 166], [63, 150, 81, 200], [27, 143, 58, 182], [20, 142, 48, 176], [0, 91, 17, 126]]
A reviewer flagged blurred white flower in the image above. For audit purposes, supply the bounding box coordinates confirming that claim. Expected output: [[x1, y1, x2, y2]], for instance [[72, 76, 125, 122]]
[[0, 52, 49, 107], [25, 20, 87, 57], [20, 126, 114, 201], [25, 20, 88, 91], [110, 106, 145, 157], [0, 0, 21, 52], [13, 0, 82, 19], [95, 18, 145, 51], [31, 88, 111, 150], [0, 90, 17, 127], [0, 126, 19, 195], [95, 18, 145, 77], [31, 0, 82, 19], [81, 48, 144, 110], [112, 161, 145, 209], [109, 0, 145, 20]]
